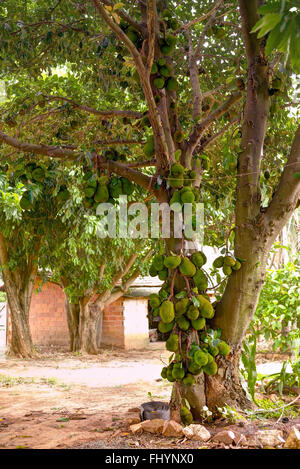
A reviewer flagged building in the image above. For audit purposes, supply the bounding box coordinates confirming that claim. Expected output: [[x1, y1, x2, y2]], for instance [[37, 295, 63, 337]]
[[1, 276, 162, 352]]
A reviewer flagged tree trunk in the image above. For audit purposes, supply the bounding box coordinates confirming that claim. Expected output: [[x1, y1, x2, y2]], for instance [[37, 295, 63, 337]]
[[5, 280, 36, 358], [78, 298, 99, 354], [64, 296, 80, 352]]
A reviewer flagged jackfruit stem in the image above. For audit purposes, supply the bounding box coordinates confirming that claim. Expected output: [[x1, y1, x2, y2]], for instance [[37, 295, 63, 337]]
[[182, 275, 192, 298], [168, 268, 178, 300], [178, 329, 182, 357]]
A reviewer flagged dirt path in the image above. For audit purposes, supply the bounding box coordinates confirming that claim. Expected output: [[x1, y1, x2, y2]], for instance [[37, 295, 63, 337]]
[[0, 345, 298, 449], [0, 344, 173, 449]]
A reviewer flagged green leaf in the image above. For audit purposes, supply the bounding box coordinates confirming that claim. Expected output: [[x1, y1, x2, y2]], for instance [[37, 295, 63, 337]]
[[251, 13, 282, 37]]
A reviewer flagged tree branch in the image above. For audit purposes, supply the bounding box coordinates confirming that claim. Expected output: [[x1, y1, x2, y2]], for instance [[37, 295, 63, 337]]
[[97, 0, 145, 34], [187, 91, 242, 154], [91, 0, 170, 167], [0, 129, 157, 193], [146, 0, 156, 73], [264, 124, 300, 233], [42, 95, 144, 119]]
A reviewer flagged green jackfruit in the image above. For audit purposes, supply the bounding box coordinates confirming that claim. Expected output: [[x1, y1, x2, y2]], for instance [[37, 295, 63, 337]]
[[162, 8, 172, 19], [32, 167, 45, 182], [166, 333, 179, 352], [126, 29, 139, 44], [170, 163, 184, 176], [191, 317, 205, 330], [187, 305, 199, 320], [193, 270, 208, 291], [166, 367, 176, 382], [159, 300, 175, 323], [161, 367, 168, 379], [191, 252, 206, 268], [160, 43, 175, 56], [153, 255, 165, 271], [170, 190, 182, 208], [222, 265, 232, 276], [166, 77, 178, 91], [188, 360, 202, 375], [167, 176, 184, 189], [182, 373, 195, 386], [197, 295, 214, 319], [172, 364, 185, 380], [213, 256, 224, 268], [181, 191, 195, 204], [224, 256, 235, 267], [157, 57, 166, 67], [206, 353, 214, 364], [57, 187, 70, 202], [84, 186, 96, 198], [108, 179, 123, 198], [94, 184, 109, 203], [167, 18, 179, 31], [121, 178, 134, 195], [194, 350, 208, 367], [149, 265, 158, 277], [151, 62, 158, 74], [144, 135, 155, 157], [158, 269, 168, 281], [218, 341, 231, 356], [203, 361, 218, 376], [20, 195, 34, 210], [175, 298, 190, 316], [159, 288, 169, 300], [154, 77, 165, 89], [164, 255, 181, 269], [209, 345, 219, 357], [98, 176, 109, 186], [149, 294, 161, 309], [180, 406, 193, 425], [158, 320, 174, 333], [179, 257, 196, 277], [176, 316, 190, 331], [159, 64, 172, 78], [232, 260, 241, 271]]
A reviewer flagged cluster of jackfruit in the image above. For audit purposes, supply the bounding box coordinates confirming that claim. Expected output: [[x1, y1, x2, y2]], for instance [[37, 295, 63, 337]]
[[213, 255, 241, 276], [151, 57, 178, 91], [82, 173, 134, 209], [161, 335, 230, 384], [160, 8, 180, 32], [149, 252, 209, 291], [148, 250, 234, 426], [13, 161, 70, 210], [167, 163, 199, 191], [119, 20, 143, 49]]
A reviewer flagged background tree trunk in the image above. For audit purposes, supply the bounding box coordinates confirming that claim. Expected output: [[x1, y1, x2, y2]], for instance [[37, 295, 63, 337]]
[[78, 298, 99, 354], [5, 278, 36, 358], [64, 296, 80, 352]]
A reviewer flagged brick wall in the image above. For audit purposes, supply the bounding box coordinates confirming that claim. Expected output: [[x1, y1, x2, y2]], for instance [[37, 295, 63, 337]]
[[101, 298, 124, 347], [6, 281, 148, 350], [29, 279, 69, 346]]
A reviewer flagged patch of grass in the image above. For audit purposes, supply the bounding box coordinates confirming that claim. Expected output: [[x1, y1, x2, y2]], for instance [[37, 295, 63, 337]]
[[0, 375, 36, 387], [246, 397, 300, 420], [0, 374, 70, 390]]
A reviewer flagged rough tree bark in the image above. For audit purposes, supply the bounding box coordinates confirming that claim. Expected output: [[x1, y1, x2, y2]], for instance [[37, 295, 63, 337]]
[[64, 295, 80, 352], [0, 232, 39, 358]]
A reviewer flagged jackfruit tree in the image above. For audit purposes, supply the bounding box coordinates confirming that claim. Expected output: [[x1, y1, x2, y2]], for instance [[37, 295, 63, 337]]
[[0, 0, 299, 418], [42, 214, 152, 354], [0, 160, 71, 357]]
